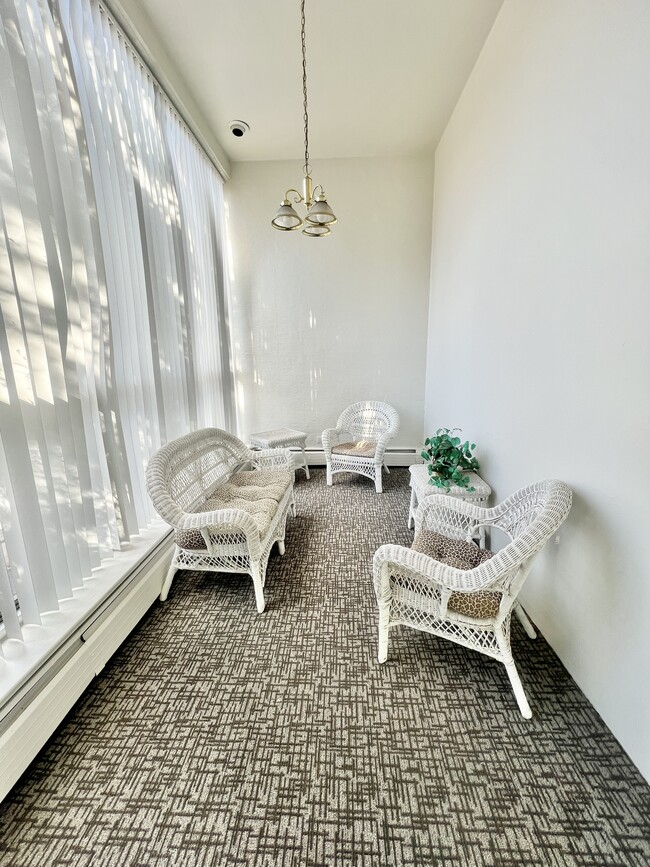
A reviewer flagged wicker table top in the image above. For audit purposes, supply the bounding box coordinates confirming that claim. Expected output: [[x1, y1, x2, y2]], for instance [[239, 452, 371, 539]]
[[249, 428, 307, 448], [409, 463, 491, 500]]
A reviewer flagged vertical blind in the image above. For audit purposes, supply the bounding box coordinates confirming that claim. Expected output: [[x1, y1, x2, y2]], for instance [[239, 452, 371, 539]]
[[0, 0, 234, 653]]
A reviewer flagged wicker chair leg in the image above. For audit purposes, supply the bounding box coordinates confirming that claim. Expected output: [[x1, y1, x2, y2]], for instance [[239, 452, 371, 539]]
[[251, 562, 266, 614], [384, 463, 390, 475], [377, 569, 391, 662], [160, 556, 178, 602], [374, 465, 383, 494], [326, 465, 332, 486], [407, 487, 417, 529], [278, 540, 285, 555], [496, 628, 532, 718], [504, 660, 532, 718], [378, 620, 390, 663], [514, 604, 537, 639]]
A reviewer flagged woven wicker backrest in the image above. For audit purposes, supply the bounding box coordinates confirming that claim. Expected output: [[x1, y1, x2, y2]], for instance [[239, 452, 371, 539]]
[[493, 480, 572, 543], [146, 428, 249, 520], [419, 479, 572, 595], [475, 479, 572, 593], [338, 401, 400, 442]]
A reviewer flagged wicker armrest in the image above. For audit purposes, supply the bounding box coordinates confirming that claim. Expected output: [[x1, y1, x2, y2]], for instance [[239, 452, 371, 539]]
[[373, 543, 485, 593], [416, 494, 495, 539], [175, 506, 259, 537], [250, 447, 293, 471], [373, 543, 503, 618], [176, 506, 262, 560], [321, 427, 343, 454], [374, 432, 392, 462]]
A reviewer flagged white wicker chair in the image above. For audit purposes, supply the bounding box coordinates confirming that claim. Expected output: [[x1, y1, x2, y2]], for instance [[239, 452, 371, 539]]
[[373, 480, 572, 717], [146, 428, 295, 613], [322, 401, 400, 493]]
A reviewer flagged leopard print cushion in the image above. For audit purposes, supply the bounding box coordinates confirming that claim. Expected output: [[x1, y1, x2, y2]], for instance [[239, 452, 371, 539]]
[[174, 468, 292, 550], [175, 527, 212, 551], [332, 440, 377, 458], [411, 530, 501, 619], [411, 530, 493, 569]]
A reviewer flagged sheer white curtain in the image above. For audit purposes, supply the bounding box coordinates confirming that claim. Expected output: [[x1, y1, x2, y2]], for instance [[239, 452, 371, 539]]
[[0, 0, 234, 659]]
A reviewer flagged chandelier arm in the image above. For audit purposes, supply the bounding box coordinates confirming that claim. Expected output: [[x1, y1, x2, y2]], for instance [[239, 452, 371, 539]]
[[285, 188, 305, 204]]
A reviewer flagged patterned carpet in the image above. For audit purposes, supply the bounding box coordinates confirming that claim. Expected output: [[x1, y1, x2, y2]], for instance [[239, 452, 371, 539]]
[[1, 469, 649, 866]]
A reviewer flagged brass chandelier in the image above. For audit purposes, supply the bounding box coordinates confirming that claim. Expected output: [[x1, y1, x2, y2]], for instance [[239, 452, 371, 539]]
[[271, 0, 337, 237]]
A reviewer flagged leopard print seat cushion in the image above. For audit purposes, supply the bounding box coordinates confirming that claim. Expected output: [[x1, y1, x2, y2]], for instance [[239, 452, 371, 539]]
[[332, 440, 377, 458], [411, 530, 501, 619], [174, 468, 292, 550]]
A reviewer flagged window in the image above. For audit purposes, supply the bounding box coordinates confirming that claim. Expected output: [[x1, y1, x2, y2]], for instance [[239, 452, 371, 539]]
[[0, 0, 234, 687]]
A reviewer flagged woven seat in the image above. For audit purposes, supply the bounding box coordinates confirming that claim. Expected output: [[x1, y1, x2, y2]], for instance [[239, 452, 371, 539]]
[[373, 480, 572, 717], [226, 468, 293, 503], [146, 428, 295, 613], [322, 402, 399, 493], [331, 440, 377, 458], [176, 482, 289, 548]]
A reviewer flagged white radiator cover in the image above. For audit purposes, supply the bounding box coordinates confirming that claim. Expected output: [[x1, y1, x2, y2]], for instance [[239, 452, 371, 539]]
[[0, 539, 172, 802]]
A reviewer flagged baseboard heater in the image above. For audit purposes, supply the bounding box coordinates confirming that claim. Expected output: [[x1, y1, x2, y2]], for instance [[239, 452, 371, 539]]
[[0, 535, 173, 802]]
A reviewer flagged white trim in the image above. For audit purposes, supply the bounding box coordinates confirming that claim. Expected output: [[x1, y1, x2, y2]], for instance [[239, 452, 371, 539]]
[[0, 522, 171, 710], [100, 0, 230, 180], [0, 534, 173, 802]]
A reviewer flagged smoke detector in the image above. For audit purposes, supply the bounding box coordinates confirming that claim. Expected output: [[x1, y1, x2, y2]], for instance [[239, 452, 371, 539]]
[[229, 120, 250, 138]]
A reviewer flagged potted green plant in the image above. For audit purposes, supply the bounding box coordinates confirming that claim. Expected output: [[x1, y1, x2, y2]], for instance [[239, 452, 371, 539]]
[[421, 428, 479, 492]]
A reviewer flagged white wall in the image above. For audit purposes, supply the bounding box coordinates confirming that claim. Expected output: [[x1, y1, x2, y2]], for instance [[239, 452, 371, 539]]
[[226, 156, 434, 449], [425, 0, 650, 780]]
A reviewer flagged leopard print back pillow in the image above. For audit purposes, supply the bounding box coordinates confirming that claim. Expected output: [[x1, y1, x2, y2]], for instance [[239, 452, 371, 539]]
[[411, 530, 501, 619]]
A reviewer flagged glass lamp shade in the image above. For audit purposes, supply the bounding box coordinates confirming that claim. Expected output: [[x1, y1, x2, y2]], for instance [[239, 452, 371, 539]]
[[302, 223, 331, 237], [271, 200, 303, 231], [305, 195, 337, 226]]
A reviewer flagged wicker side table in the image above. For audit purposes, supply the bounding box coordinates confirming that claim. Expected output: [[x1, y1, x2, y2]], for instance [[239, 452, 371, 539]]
[[408, 464, 491, 546], [249, 428, 310, 479]]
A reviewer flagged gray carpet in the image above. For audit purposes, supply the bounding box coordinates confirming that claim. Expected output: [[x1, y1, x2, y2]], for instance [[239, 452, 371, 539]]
[[0, 468, 648, 866]]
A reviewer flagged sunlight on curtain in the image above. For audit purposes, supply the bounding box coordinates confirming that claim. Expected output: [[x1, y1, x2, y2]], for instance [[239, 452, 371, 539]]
[[0, 0, 234, 663]]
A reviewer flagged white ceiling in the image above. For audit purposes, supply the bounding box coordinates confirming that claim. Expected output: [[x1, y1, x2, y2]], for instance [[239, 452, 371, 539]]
[[137, 0, 504, 163]]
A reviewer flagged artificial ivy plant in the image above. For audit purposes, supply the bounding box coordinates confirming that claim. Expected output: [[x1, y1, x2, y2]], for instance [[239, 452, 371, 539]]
[[421, 428, 479, 493]]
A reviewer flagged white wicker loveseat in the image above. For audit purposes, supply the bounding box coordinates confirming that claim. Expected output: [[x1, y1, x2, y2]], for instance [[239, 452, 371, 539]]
[[146, 428, 295, 613], [322, 401, 400, 493], [373, 479, 572, 717]]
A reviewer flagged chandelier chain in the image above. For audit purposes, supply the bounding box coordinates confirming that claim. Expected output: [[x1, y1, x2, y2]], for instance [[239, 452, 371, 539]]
[[301, 0, 310, 174]]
